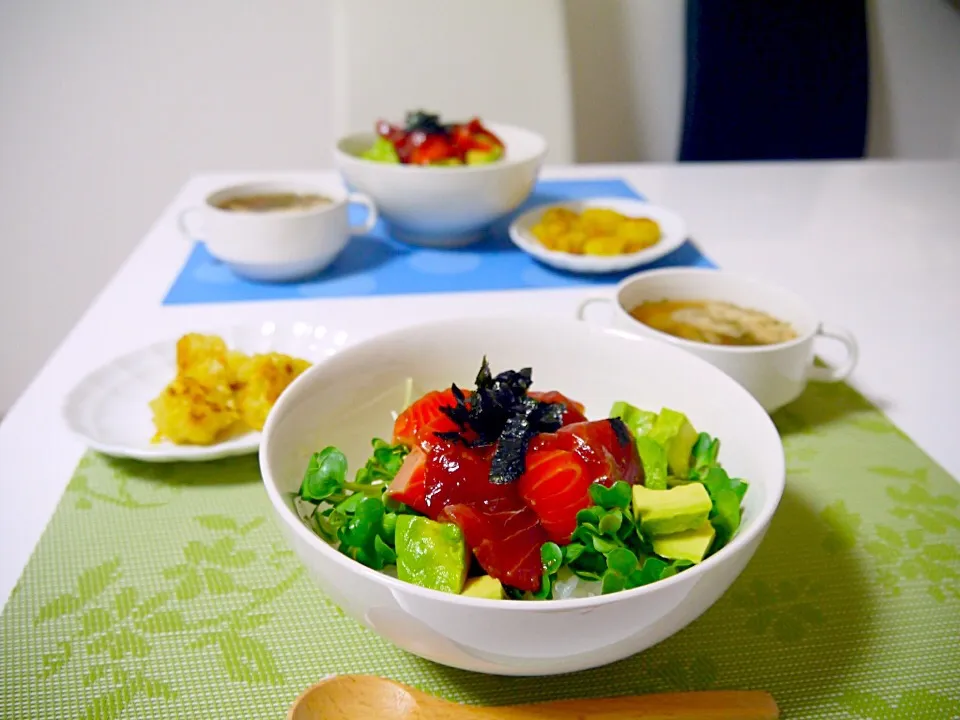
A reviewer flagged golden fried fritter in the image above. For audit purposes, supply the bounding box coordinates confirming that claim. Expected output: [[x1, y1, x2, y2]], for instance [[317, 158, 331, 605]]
[[151, 333, 311, 444], [234, 353, 311, 431], [150, 375, 240, 445]]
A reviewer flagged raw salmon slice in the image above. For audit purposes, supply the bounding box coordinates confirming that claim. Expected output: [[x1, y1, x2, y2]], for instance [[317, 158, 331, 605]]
[[528, 390, 588, 425], [519, 419, 641, 544], [392, 388, 459, 447], [386, 447, 428, 514]]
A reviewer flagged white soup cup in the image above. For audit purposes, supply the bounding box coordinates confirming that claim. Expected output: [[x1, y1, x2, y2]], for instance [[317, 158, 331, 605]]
[[577, 267, 858, 412], [177, 181, 378, 282]]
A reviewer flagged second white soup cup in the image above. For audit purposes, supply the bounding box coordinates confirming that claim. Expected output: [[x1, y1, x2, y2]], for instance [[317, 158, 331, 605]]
[[578, 268, 858, 412]]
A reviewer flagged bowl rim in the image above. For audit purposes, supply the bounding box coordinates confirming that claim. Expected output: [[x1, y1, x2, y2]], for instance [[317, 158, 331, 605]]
[[608, 266, 822, 354], [200, 181, 351, 220], [259, 315, 786, 610], [508, 198, 689, 274], [333, 122, 548, 174]]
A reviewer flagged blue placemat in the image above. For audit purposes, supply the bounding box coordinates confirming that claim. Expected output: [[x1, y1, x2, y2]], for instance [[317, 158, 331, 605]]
[[162, 178, 715, 305]]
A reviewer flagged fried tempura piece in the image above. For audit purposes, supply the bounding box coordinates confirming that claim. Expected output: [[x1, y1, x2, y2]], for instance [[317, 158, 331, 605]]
[[234, 353, 311, 431], [149, 376, 240, 445], [175, 333, 235, 393]]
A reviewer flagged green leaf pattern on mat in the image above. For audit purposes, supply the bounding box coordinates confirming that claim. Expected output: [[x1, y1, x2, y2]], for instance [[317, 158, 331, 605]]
[[820, 500, 862, 554], [67, 455, 180, 511], [863, 470, 960, 603], [642, 656, 718, 691], [14, 467, 301, 719], [834, 689, 960, 719], [732, 577, 826, 643], [2, 385, 959, 719]]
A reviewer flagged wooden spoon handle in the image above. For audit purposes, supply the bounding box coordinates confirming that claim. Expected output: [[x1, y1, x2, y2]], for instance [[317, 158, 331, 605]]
[[472, 691, 779, 720]]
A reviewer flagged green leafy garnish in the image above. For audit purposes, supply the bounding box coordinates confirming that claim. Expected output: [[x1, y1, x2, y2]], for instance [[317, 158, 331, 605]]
[[299, 447, 348, 502], [541, 542, 563, 574], [609, 401, 656, 436], [588, 481, 632, 510], [295, 438, 413, 571], [565, 481, 655, 593], [356, 440, 410, 485], [689, 432, 721, 482], [533, 542, 565, 600], [702, 466, 746, 548], [635, 436, 668, 489]]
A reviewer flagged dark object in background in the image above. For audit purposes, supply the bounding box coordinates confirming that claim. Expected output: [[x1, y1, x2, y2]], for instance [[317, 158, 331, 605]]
[[679, 0, 869, 161]]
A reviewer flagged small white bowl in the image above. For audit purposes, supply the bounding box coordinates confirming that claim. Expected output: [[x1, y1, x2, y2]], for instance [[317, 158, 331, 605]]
[[508, 197, 688, 274], [260, 316, 785, 675], [177, 182, 378, 282], [334, 123, 546, 248], [63, 321, 348, 462], [578, 268, 859, 412]]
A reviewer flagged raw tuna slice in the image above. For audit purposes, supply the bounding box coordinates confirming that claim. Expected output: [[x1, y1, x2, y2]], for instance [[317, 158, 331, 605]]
[[425, 441, 547, 592]]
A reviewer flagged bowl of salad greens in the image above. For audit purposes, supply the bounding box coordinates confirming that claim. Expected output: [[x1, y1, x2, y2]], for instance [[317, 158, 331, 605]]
[[260, 316, 785, 675], [334, 110, 547, 248]]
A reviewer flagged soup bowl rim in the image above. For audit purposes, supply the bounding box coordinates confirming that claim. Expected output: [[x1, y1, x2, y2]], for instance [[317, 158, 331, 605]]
[[611, 267, 820, 355], [202, 181, 349, 219]]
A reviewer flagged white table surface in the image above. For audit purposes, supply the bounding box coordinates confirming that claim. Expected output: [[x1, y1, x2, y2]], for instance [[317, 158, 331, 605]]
[[2, 160, 958, 608]]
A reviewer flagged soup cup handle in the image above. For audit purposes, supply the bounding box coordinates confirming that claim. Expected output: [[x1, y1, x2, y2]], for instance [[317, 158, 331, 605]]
[[576, 297, 614, 323], [347, 192, 379, 235], [176, 207, 203, 240], [808, 323, 859, 383]]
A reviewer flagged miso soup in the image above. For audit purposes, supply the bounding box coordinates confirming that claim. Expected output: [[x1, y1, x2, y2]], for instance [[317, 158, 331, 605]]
[[214, 192, 332, 213], [630, 299, 796, 347]]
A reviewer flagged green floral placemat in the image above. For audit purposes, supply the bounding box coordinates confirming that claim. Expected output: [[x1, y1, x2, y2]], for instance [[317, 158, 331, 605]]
[[2, 382, 958, 719]]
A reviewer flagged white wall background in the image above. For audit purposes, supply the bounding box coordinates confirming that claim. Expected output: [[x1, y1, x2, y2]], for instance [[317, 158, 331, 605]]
[[1, 0, 959, 414]]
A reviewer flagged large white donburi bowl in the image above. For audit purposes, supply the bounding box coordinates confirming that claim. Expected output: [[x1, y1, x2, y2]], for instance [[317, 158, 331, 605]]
[[334, 123, 546, 248], [260, 316, 785, 676]]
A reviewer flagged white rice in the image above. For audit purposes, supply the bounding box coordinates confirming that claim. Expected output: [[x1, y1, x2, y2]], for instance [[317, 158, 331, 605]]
[[551, 566, 602, 599]]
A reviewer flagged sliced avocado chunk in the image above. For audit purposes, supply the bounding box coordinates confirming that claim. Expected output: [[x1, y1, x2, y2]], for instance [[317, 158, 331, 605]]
[[465, 145, 503, 165], [652, 520, 716, 564], [666, 474, 691, 488], [609, 401, 657, 437], [461, 575, 504, 599], [395, 515, 468, 594], [635, 436, 668, 490], [361, 136, 401, 164], [648, 408, 699, 477], [632, 483, 713, 536]]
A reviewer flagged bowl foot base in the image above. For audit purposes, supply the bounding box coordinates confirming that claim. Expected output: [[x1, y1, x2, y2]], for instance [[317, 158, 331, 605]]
[[389, 226, 486, 248]]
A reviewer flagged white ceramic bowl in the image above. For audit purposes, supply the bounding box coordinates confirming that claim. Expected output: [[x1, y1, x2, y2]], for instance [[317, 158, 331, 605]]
[[177, 181, 378, 282], [578, 268, 859, 412], [509, 198, 688, 274], [334, 123, 547, 248], [260, 316, 785, 675], [63, 321, 349, 462]]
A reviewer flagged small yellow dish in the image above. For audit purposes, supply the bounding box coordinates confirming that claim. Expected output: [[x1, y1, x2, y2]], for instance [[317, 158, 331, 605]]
[[531, 206, 662, 256], [508, 198, 688, 274]]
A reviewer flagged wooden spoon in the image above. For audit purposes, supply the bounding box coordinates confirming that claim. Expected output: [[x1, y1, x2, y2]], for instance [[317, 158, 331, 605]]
[[288, 674, 780, 720]]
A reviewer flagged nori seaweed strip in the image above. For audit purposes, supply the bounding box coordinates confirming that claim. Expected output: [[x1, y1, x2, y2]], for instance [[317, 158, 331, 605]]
[[435, 358, 566, 484], [490, 397, 564, 485], [608, 417, 633, 447]]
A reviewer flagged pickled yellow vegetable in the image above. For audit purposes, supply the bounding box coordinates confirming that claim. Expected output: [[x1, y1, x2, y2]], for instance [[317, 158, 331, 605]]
[[530, 207, 661, 256]]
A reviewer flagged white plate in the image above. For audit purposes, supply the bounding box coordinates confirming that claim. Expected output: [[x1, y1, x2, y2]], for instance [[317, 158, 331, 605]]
[[62, 321, 348, 462], [508, 197, 687, 274]]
